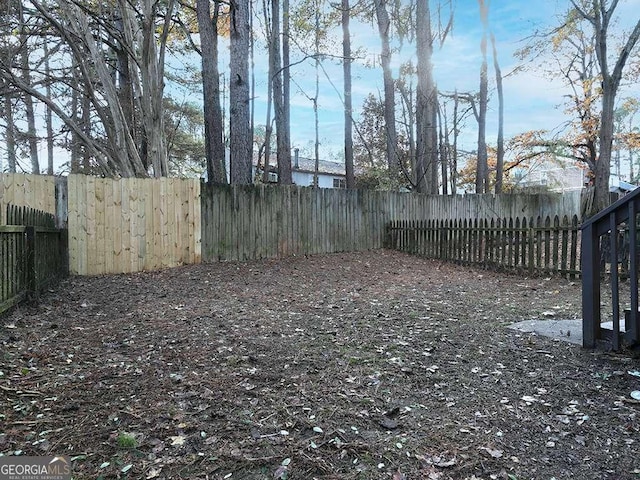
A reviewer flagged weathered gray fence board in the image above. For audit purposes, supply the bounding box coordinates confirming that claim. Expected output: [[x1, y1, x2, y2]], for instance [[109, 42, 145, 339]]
[[200, 185, 583, 263]]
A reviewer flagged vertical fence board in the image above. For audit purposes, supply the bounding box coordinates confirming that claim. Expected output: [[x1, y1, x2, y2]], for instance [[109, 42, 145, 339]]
[[552, 215, 560, 272]]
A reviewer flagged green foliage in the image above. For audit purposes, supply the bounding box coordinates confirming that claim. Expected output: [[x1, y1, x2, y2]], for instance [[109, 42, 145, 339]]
[[355, 165, 407, 191], [163, 97, 206, 177], [354, 93, 413, 190], [116, 433, 137, 449], [289, 0, 335, 54]]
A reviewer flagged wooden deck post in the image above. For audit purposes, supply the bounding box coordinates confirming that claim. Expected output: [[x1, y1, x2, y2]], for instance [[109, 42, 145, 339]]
[[581, 222, 600, 348]]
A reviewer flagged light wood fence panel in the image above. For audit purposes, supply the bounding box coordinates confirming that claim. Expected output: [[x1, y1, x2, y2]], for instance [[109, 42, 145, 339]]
[[1, 174, 57, 225], [68, 175, 201, 275]]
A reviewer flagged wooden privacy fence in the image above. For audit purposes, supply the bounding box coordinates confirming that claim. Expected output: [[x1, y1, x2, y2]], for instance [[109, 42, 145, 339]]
[[1, 205, 68, 314], [202, 184, 386, 260], [2, 173, 585, 274], [386, 215, 581, 277], [6, 204, 56, 227], [67, 175, 201, 275], [201, 184, 584, 262]]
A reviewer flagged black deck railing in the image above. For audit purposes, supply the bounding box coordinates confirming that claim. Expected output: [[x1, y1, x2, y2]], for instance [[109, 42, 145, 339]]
[[581, 188, 640, 349]]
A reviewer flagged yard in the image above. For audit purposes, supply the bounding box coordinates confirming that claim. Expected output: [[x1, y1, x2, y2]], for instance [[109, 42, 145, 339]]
[[1, 250, 639, 479]]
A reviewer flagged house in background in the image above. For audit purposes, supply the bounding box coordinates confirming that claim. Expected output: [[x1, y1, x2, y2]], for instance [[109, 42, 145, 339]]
[[256, 149, 347, 188], [513, 160, 637, 194], [513, 162, 587, 192], [609, 175, 638, 195], [210, 149, 347, 188]]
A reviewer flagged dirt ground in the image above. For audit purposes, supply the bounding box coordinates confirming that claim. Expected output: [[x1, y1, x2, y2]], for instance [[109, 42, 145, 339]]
[[1, 250, 640, 480]]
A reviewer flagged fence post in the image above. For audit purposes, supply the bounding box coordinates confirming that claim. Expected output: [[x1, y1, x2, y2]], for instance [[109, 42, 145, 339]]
[[59, 229, 69, 277], [25, 226, 38, 300], [384, 221, 391, 249], [55, 177, 69, 229]]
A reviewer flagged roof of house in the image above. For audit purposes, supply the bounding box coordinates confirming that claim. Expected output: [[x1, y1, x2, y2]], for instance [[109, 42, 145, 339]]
[[293, 156, 345, 176], [254, 152, 345, 177]]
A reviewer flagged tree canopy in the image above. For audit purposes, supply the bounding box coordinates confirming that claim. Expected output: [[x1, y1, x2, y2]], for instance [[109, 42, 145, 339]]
[[0, 0, 638, 208]]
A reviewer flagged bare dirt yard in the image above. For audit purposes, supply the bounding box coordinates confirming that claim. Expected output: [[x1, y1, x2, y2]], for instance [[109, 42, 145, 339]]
[[1, 250, 640, 480]]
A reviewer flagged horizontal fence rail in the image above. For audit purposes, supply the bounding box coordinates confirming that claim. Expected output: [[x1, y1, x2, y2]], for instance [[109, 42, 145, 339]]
[[386, 215, 581, 277], [1, 205, 67, 315]]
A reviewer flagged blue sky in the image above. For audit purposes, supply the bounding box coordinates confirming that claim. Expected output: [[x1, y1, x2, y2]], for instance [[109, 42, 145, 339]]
[[241, 0, 640, 162], [6, 0, 639, 174]]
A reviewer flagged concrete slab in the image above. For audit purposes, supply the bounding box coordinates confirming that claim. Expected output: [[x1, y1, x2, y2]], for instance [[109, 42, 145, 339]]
[[508, 318, 627, 346], [508, 319, 583, 345]]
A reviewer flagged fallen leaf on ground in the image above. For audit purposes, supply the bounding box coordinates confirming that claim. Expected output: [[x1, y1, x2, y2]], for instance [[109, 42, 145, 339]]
[[169, 435, 186, 446], [479, 446, 503, 458]]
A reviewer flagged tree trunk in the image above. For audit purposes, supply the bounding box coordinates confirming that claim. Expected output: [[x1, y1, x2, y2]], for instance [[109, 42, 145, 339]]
[[44, 42, 54, 175], [595, 86, 615, 211], [438, 103, 447, 195], [476, 0, 489, 194], [81, 90, 92, 172], [342, 0, 354, 188], [415, 0, 436, 193], [451, 91, 459, 193], [19, 4, 40, 175], [398, 78, 416, 187], [313, 93, 319, 187], [282, 0, 292, 180], [25, 0, 180, 177], [271, 0, 292, 184], [313, 0, 320, 187], [114, 12, 137, 160], [373, 0, 397, 175], [476, 59, 488, 193], [137, 0, 172, 177], [197, 0, 227, 183], [491, 33, 504, 194], [69, 82, 80, 173], [229, 0, 253, 184], [262, 0, 274, 182], [430, 97, 439, 193], [4, 90, 17, 172], [571, 0, 640, 213], [250, 0, 255, 159], [42, 0, 144, 176]]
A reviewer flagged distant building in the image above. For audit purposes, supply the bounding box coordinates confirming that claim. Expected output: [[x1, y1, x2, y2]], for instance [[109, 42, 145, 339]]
[[513, 163, 587, 192], [207, 149, 347, 188], [609, 175, 637, 194], [513, 162, 637, 194], [256, 150, 347, 189]]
